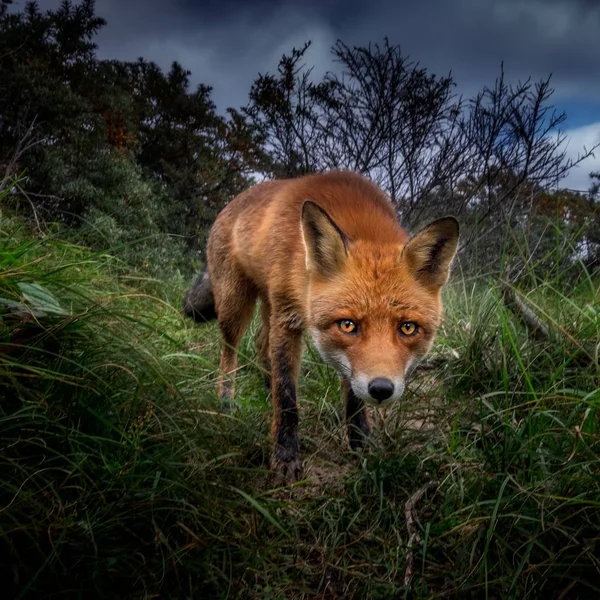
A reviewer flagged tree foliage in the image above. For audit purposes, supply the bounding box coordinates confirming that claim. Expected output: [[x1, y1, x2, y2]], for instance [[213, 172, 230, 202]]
[[1, 1, 598, 278], [0, 0, 263, 273]]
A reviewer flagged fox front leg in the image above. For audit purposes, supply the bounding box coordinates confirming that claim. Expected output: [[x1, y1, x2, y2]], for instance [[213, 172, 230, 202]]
[[269, 324, 303, 483], [343, 378, 371, 450]]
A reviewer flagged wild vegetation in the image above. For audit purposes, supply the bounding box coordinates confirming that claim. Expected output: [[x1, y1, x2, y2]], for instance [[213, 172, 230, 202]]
[[1, 1, 599, 598]]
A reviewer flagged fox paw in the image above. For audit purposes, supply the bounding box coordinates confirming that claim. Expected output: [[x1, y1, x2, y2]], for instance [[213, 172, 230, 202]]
[[270, 447, 303, 484], [348, 423, 371, 452]]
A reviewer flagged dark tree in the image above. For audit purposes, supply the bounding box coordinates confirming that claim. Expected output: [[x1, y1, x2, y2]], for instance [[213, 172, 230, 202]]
[[245, 42, 329, 178], [0, 0, 264, 266]]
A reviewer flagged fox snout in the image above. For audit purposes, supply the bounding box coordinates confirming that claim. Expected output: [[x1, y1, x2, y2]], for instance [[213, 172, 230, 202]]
[[351, 373, 406, 406]]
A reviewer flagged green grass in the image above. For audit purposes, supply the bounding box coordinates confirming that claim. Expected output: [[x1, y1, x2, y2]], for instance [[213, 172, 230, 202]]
[[1, 208, 599, 599]]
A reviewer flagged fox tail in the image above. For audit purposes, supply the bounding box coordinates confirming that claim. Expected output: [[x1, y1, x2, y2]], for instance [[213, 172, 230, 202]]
[[182, 265, 217, 323]]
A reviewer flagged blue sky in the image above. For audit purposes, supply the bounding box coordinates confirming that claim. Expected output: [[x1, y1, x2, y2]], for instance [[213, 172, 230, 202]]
[[36, 0, 600, 190]]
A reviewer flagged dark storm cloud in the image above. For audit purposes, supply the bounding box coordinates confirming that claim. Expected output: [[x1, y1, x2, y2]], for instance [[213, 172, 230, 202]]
[[82, 0, 339, 109], [37, 0, 600, 107]]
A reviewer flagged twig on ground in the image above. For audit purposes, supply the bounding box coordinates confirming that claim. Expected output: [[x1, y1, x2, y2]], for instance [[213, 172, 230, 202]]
[[404, 479, 439, 588]]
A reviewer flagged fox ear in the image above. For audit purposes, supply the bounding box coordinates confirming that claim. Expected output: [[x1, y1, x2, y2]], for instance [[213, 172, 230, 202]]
[[403, 217, 459, 288], [301, 201, 348, 277]]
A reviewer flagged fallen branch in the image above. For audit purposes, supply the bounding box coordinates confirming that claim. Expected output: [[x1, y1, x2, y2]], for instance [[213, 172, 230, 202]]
[[500, 282, 550, 342], [500, 280, 597, 366], [404, 480, 439, 588]]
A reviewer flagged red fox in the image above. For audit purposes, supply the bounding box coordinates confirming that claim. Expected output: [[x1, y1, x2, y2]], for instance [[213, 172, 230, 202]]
[[183, 171, 458, 482]]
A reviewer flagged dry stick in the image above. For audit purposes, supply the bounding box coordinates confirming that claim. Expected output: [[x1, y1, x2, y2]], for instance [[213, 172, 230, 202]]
[[557, 580, 577, 600], [404, 480, 439, 588], [500, 282, 550, 342]]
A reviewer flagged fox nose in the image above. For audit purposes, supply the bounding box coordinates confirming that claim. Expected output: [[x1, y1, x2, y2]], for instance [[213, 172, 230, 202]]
[[368, 378, 394, 402]]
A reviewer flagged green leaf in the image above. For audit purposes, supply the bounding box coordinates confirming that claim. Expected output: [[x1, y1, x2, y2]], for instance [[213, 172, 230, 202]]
[[17, 282, 69, 316]]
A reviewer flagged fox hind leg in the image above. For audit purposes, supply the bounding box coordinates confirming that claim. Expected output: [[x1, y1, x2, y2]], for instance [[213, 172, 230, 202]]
[[256, 298, 272, 390], [213, 272, 257, 403]]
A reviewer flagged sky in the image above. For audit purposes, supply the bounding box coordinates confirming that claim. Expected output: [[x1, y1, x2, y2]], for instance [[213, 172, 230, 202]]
[[36, 0, 600, 190]]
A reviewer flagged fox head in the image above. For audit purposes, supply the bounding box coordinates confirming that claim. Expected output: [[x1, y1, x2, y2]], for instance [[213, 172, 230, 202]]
[[301, 201, 459, 407]]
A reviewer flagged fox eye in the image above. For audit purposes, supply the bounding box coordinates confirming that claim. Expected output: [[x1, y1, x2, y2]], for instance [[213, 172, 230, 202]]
[[338, 319, 358, 334], [399, 321, 419, 336]]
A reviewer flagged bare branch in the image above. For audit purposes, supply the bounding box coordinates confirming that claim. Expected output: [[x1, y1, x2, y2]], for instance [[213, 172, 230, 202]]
[[0, 117, 43, 193]]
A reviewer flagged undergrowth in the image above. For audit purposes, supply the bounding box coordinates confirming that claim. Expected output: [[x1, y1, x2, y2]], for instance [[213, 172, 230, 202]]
[[1, 206, 599, 599]]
